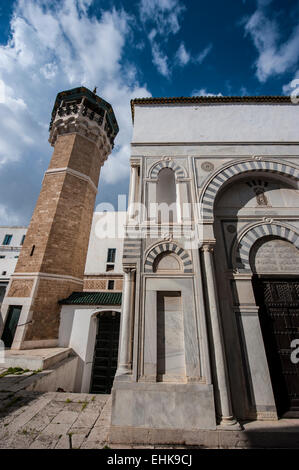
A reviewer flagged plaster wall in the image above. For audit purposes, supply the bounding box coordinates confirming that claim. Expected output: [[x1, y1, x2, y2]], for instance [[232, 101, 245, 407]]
[[132, 104, 299, 144]]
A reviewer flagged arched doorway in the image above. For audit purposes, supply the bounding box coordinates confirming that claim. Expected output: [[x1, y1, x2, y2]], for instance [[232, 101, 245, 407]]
[[251, 237, 299, 417], [212, 171, 299, 420], [90, 311, 120, 394]]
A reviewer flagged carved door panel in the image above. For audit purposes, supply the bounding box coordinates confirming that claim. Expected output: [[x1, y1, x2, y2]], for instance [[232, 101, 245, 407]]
[[254, 279, 299, 416]]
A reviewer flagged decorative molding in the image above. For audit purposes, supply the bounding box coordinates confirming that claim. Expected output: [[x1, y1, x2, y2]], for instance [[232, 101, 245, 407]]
[[201, 161, 214, 172], [11, 272, 83, 284], [162, 232, 173, 242], [149, 159, 187, 179], [200, 244, 215, 253], [144, 242, 193, 273], [49, 101, 112, 159], [234, 222, 299, 271], [45, 167, 98, 193], [233, 305, 259, 317], [132, 141, 299, 146], [201, 159, 299, 220]]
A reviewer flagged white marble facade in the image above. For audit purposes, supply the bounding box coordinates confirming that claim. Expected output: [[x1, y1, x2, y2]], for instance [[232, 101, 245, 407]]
[[111, 97, 299, 439]]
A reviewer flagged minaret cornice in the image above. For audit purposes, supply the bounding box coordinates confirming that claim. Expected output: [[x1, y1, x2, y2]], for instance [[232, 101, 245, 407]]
[[48, 86, 119, 160]]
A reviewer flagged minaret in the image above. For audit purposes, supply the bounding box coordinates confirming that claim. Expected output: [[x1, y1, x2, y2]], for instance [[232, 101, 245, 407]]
[[1, 87, 118, 349]]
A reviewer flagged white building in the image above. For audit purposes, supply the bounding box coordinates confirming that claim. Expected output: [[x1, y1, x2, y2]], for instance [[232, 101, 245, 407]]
[[0, 226, 27, 304], [109, 96, 299, 443]]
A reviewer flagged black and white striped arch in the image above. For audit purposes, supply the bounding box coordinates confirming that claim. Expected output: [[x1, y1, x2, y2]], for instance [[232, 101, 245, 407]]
[[201, 159, 299, 220], [235, 223, 299, 271], [150, 160, 187, 179], [144, 243, 193, 273]]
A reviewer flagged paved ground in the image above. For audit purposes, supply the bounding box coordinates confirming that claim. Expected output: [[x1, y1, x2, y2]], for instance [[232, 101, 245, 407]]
[[0, 390, 114, 449], [0, 390, 190, 449], [0, 369, 191, 449], [1, 369, 299, 449]]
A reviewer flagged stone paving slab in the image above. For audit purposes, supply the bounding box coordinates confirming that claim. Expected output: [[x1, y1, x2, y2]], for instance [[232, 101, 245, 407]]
[[0, 391, 111, 449]]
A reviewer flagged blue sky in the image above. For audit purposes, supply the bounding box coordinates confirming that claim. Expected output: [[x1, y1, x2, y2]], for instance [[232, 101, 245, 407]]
[[0, 0, 298, 225]]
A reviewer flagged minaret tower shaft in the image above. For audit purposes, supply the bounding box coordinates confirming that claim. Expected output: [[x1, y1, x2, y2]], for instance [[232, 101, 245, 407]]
[[1, 87, 118, 349]]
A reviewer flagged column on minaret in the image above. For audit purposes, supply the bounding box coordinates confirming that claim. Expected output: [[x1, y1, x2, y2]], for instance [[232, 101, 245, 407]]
[[117, 267, 135, 375], [201, 243, 237, 426]]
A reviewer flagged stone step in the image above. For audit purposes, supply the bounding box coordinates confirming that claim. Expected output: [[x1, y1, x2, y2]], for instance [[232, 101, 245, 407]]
[[0, 347, 72, 371]]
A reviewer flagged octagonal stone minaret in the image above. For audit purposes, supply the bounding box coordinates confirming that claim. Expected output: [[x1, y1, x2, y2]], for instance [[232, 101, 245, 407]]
[[1, 87, 118, 349]]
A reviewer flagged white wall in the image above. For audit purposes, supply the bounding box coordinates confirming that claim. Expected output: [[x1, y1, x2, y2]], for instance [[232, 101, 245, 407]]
[[59, 305, 121, 392], [132, 103, 299, 143], [85, 211, 126, 275], [0, 226, 27, 282]]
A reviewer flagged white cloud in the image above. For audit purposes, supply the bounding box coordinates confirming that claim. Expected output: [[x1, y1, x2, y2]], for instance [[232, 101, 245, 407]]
[[141, 1, 211, 77], [175, 42, 212, 68], [191, 88, 223, 97], [175, 43, 190, 66], [0, 0, 151, 224], [0, 204, 23, 226], [139, 0, 185, 77], [151, 41, 170, 77], [139, 0, 185, 36], [243, 1, 299, 83], [196, 44, 213, 64], [240, 86, 249, 96]]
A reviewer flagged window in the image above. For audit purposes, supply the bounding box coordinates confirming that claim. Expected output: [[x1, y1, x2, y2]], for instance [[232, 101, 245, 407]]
[[107, 248, 116, 263], [3, 234, 12, 246], [106, 264, 114, 272], [0, 256, 5, 259], [21, 235, 25, 245], [2, 271, 7, 275], [14, 256, 19, 259], [107, 280, 114, 290]]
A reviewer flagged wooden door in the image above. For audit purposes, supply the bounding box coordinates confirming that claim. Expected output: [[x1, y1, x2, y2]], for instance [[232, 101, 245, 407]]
[[253, 279, 299, 417], [1, 305, 22, 348], [90, 311, 120, 394]]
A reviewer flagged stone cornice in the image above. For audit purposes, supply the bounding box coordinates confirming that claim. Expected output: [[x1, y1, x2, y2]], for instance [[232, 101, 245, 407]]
[[131, 141, 299, 146], [11, 272, 83, 284], [49, 102, 112, 158], [50, 86, 119, 136], [45, 167, 98, 193]]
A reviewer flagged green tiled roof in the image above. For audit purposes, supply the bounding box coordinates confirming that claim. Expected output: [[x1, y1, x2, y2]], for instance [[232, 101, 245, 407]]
[[59, 291, 122, 305]]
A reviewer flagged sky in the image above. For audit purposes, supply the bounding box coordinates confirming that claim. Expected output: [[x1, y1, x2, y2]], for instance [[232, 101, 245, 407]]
[[0, 0, 298, 225]]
